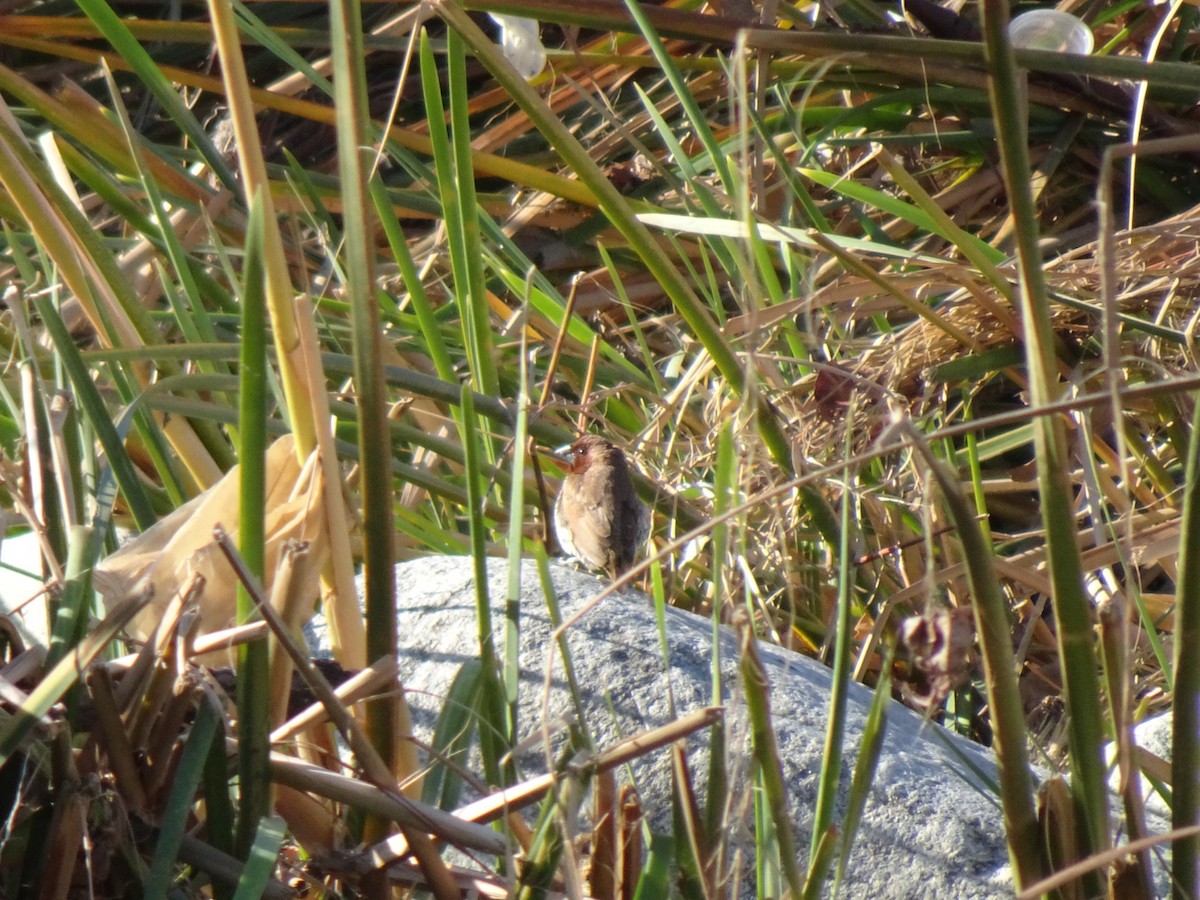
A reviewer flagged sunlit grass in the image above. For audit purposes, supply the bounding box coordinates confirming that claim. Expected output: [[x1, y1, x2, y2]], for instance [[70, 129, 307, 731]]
[[0, 0, 1199, 894]]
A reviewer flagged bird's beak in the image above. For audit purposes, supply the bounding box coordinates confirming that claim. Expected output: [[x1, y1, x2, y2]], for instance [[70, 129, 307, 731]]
[[532, 443, 573, 467]]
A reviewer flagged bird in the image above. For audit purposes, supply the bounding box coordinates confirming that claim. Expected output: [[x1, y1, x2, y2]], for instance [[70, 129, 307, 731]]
[[553, 435, 651, 581]]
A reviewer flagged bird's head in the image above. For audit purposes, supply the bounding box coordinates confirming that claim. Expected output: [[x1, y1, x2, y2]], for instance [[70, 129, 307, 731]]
[[556, 434, 620, 475]]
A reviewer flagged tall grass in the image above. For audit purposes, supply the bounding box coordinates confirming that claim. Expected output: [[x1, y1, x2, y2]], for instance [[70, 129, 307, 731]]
[[0, 0, 1198, 894]]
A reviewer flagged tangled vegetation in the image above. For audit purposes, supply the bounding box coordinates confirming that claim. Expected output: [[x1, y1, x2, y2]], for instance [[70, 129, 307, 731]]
[[1, 0, 1200, 895]]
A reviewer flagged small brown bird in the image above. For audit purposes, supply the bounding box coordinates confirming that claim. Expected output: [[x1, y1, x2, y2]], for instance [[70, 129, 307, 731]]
[[554, 435, 651, 580]]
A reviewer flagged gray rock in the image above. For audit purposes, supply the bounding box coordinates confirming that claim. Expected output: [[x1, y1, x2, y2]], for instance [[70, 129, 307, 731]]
[[1120, 713, 1174, 823], [0, 530, 51, 648], [360, 556, 1018, 899]]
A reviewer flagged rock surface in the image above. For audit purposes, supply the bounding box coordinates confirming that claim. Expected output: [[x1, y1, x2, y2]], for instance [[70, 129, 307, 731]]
[[342, 556, 1020, 899]]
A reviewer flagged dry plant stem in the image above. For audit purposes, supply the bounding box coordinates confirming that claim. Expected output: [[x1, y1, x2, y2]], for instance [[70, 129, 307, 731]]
[[19, 369, 51, 543], [617, 787, 644, 900], [127, 653, 178, 752], [266, 541, 306, 727], [40, 779, 87, 900], [211, 529, 460, 897], [671, 742, 716, 895], [534, 280, 582, 551], [212, 531, 379, 774], [84, 666, 148, 812], [1097, 596, 1154, 898], [203, 0, 318, 460], [530, 449, 555, 556], [589, 769, 618, 900], [144, 682, 201, 799], [103, 619, 268, 676], [1095, 133, 1200, 897], [538, 278, 579, 410], [578, 332, 602, 434], [1017, 825, 1200, 900], [270, 658, 400, 743], [293, 295, 369, 670], [0, 589, 149, 765], [115, 574, 202, 712], [192, 622, 269, 657], [372, 707, 723, 868], [1037, 777, 1079, 896], [266, 752, 510, 855], [380, 865, 517, 899], [0, 671, 29, 712], [0, 648, 44, 688]]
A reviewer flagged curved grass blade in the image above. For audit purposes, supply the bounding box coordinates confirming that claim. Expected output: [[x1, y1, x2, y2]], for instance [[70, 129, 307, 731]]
[[229, 816, 287, 900], [68, 0, 237, 188]]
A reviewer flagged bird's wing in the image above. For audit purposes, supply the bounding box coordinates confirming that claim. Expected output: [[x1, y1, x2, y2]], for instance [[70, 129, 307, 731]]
[[625, 494, 651, 548], [584, 469, 618, 530]]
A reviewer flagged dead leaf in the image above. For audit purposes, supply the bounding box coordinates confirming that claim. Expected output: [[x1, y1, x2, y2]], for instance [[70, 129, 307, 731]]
[[95, 435, 342, 662]]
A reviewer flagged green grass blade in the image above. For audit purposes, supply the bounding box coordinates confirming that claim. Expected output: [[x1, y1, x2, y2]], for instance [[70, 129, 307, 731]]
[[833, 644, 893, 896], [981, 0, 1110, 876], [68, 0, 237, 188], [421, 660, 483, 810], [31, 295, 157, 530], [328, 0, 397, 790], [739, 625, 804, 898], [145, 696, 222, 900], [230, 816, 286, 900], [902, 421, 1044, 889], [1171, 391, 1200, 896], [807, 422, 857, 876], [235, 188, 271, 856]]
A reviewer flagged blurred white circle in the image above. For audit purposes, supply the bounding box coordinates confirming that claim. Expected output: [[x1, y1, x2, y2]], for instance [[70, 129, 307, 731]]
[[1008, 9, 1094, 54]]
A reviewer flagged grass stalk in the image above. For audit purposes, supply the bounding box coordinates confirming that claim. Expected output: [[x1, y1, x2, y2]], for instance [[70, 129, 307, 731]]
[[807, 436, 857, 876], [146, 697, 221, 900], [980, 0, 1110, 871], [833, 643, 894, 895], [502, 305, 533, 765], [204, 0, 319, 461], [235, 190, 271, 855], [1170, 392, 1200, 897], [326, 0, 398, 797], [460, 383, 512, 791], [28, 293, 156, 530], [901, 422, 1043, 889], [737, 613, 804, 898]]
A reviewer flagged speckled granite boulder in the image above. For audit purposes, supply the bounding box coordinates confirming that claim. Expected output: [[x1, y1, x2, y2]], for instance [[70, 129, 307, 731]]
[[343, 556, 1021, 899]]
